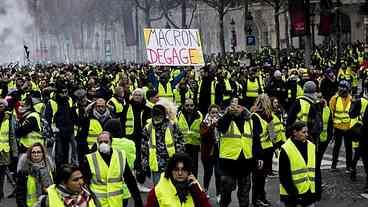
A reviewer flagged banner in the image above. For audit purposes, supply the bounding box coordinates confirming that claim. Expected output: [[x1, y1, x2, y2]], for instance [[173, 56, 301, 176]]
[[319, 0, 333, 36], [288, 0, 306, 36], [143, 28, 205, 66]]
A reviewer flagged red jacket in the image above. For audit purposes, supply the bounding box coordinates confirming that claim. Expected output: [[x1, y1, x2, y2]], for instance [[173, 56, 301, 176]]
[[145, 183, 212, 207]]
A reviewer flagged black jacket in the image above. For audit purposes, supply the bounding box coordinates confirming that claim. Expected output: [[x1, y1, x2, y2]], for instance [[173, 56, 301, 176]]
[[279, 139, 321, 205]]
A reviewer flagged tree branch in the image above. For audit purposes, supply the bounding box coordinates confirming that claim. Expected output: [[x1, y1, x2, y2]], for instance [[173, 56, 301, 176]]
[[135, 0, 146, 10], [150, 10, 165, 22], [188, 1, 199, 28], [261, 0, 276, 8], [202, 0, 219, 10]]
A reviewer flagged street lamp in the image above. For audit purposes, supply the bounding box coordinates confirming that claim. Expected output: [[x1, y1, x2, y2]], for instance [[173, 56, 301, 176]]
[[230, 18, 237, 54], [245, 12, 253, 35]]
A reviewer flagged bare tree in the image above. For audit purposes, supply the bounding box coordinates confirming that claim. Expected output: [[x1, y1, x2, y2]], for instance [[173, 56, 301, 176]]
[[202, 0, 241, 55], [261, 0, 288, 65], [135, 0, 165, 27], [161, 0, 199, 28]]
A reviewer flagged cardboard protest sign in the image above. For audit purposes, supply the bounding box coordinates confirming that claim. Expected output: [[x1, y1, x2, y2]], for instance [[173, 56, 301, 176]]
[[143, 28, 205, 66]]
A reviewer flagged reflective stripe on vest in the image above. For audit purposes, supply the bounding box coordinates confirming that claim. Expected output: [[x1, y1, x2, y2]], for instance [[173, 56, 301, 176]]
[[220, 120, 253, 160], [297, 97, 312, 123], [333, 96, 351, 125], [320, 106, 331, 142], [246, 79, 259, 98], [0, 115, 10, 152], [158, 82, 174, 101], [87, 119, 103, 149], [272, 113, 286, 144], [253, 113, 273, 149], [26, 175, 38, 207], [87, 150, 130, 205], [109, 97, 123, 113], [223, 79, 232, 100], [47, 184, 96, 207], [177, 112, 202, 145], [155, 173, 195, 207], [280, 139, 316, 196], [126, 105, 134, 135], [147, 121, 175, 172], [20, 112, 43, 148]]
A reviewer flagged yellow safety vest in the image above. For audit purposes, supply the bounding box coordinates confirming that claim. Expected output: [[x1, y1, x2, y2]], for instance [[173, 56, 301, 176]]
[[351, 97, 368, 148], [50, 98, 74, 117], [337, 68, 352, 82], [333, 96, 351, 127], [20, 112, 43, 148], [125, 105, 134, 135], [288, 84, 304, 99], [33, 102, 45, 115], [199, 80, 216, 105], [26, 176, 38, 207], [272, 113, 286, 144], [108, 97, 123, 113], [296, 97, 312, 123], [0, 114, 10, 152], [219, 120, 253, 160], [223, 79, 232, 100], [246, 79, 260, 98], [158, 82, 174, 102], [280, 139, 316, 196], [155, 173, 195, 207], [47, 184, 96, 207], [253, 113, 273, 149], [87, 150, 130, 206], [27, 167, 53, 207], [87, 119, 103, 149], [177, 112, 203, 146], [146, 120, 176, 172], [320, 106, 331, 143], [112, 138, 136, 168]]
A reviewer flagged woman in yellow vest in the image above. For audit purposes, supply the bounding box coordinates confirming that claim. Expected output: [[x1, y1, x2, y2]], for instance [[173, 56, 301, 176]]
[[250, 94, 274, 207], [34, 164, 95, 207], [145, 153, 211, 207], [16, 143, 54, 207], [279, 121, 321, 206]]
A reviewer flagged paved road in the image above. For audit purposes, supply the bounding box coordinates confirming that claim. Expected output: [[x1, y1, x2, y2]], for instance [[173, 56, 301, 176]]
[[2, 142, 368, 207]]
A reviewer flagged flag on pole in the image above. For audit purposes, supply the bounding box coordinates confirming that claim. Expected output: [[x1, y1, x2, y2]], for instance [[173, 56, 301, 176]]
[[288, 0, 307, 36]]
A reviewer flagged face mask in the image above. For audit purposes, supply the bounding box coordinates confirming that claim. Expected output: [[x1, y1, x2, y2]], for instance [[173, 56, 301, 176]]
[[99, 143, 111, 154]]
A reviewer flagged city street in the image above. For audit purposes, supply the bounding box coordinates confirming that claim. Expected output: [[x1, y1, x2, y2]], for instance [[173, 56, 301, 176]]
[[2, 142, 368, 207]]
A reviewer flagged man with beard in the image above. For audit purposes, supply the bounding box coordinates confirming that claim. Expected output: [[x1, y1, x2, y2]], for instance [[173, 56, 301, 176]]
[[177, 98, 203, 177], [140, 101, 185, 184], [85, 98, 112, 150], [329, 80, 352, 172], [145, 153, 211, 207], [320, 68, 338, 103]]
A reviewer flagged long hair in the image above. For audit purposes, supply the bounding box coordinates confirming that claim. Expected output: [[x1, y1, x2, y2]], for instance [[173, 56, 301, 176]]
[[164, 153, 193, 179], [251, 94, 273, 118]]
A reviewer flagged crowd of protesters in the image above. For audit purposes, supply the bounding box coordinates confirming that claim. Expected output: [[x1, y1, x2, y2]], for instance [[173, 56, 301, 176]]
[[0, 41, 367, 207]]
